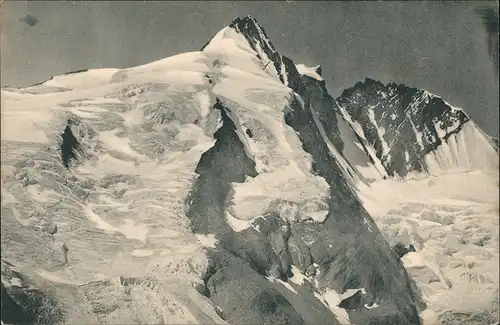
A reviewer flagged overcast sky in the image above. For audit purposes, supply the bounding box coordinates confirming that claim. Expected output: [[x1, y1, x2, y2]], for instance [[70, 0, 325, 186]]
[[1, 1, 498, 136]]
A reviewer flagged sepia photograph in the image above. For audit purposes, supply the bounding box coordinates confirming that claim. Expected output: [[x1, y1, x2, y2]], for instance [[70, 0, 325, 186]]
[[1, 1, 499, 325]]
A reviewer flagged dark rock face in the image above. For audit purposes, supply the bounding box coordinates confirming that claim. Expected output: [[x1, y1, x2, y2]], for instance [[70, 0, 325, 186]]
[[335, 78, 470, 177], [314, 65, 322, 77], [64, 69, 88, 76], [393, 243, 417, 258], [1, 281, 34, 325], [186, 98, 258, 235], [60, 119, 85, 168], [295, 74, 344, 152], [491, 137, 499, 152], [204, 251, 306, 325], [338, 290, 364, 311], [186, 99, 338, 325], [1, 279, 63, 325], [285, 75, 421, 325]]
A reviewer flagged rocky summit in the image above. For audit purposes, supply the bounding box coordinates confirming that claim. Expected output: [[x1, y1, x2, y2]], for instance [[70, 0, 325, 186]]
[[1, 15, 498, 325]]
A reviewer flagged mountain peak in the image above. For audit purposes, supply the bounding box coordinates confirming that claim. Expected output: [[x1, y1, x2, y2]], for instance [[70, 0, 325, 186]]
[[229, 15, 274, 50], [345, 77, 418, 97], [314, 65, 322, 76], [334, 78, 496, 178], [201, 15, 267, 50], [230, 15, 260, 28], [230, 15, 266, 34], [224, 16, 300, 88], [363, 77, 389, 89]]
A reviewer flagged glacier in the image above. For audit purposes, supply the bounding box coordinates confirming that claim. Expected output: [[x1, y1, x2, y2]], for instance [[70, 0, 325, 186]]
[[1, 15, 498, 325]]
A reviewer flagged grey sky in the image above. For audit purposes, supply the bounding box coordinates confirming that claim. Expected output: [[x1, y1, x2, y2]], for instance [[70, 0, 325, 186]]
[[1, 1, 498, 136]]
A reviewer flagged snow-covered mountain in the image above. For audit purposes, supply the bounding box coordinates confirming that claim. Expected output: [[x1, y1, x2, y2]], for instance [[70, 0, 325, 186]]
[[334, 77, 498, 179], [1, 15, 498, 325]]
